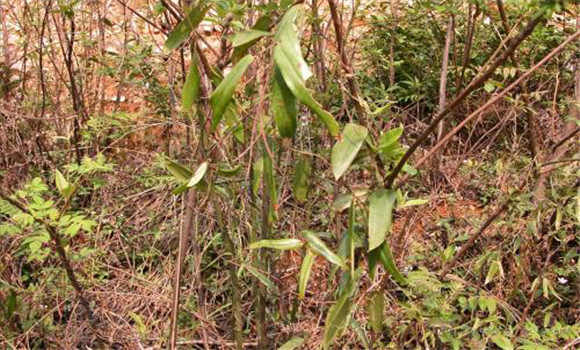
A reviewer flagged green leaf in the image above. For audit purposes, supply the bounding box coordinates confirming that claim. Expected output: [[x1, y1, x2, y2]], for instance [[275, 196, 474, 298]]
[[55, 170, 75, 200], [210, 55, 253, 131], [368, 291, 384, 332], [164, 158, 193, 182], [273, 46, 339, 136], [278, 337, 305, 350], [252, 157, 264, 197], [302, 230, 346, 269], [367, 247, 381, 279], [292, 157, 310, 203], [331, 124, 368, 180], [271, 66, 298, 138], [232, 15, 271, 62], [298, 250, 315, 300], [249, 238, 304, 250], [128, 312, 147, 337], [400, 198, 428, 208], [263, 150, 278, 220], [217, 164, 241, 177], [272, 6, 339, 136], [164, 2, 210, 51], [378, 242, 407, 285], [484, 82, 496, 93], [323, 272, 358, 349], [243, 263, 276, 291], [349, 318, 370, 350], [55, 169, 69, 193], [368, 189, 396, 251], [490, 334, 513, 350], [187, 162, 208, 187], [485, 260, 500, 284], [182, 57, 200, 112], [232, 29, 271, 47]]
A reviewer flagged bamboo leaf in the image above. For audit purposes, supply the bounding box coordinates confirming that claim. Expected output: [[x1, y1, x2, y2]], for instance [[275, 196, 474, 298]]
[[271, 66, 298, 138], [368, 189, 396, 251], [182, 57, 200, 112], [187, 162, 208, 187], [210, 55, 254, 131], [323, 272, 358, 349], [292, 157, 310, 203], [252, 157, 264, 197], [302, 230, 346, 269], [55, 169, 69, 194], [243, 263, 276, 291], [249, 239, 303, 250], [217, 164, 241, 177], [272, 6, 339, 136], [490, 334, 514, 350], [485, 260, 500, 285], [164, 2, 210, 51], [367, 247, 381, 280], [232, 29, 271, 47], [54, 170, 75, 200], [298, 250, 315, 299], [164, 158, 193, 182], [349, 318, 371, 350], [278, 337, 304, 350], [368, 291, 384, 332], [378, 242, 407, 285], [331, 124, 368, 180], [232, 15, 271, 62], [273, 47, 339, 136]]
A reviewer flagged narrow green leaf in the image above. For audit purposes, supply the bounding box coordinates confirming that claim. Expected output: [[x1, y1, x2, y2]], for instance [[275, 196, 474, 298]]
[[172, 183, 189, 195], [165, 2, 210, 51], [378, 242, 407, 285], [243, 264, 276, 291], [368, 189, 396, 251], [302, 230, 346, 269], [400, 198, 428, 208], [278, 337, 304, 350], [55, 169, 75, 200], [367, 247, 381, 280], [273, 46, 339, 136], [271, 66, 298, 138], [368, 291, 384, 332], [187, 162, 208, 187], [485, 260, 500, 285], [292, 157, 310, 203], [164, 158, 193, 182], [331, 124, 369, 180], [182, 57, 200, 112], [263, 150, 278, 220], [232, 15, 271, 62], [217, 164, 241, 177], [252, 157, 264, 197], [298, 250, 316, 299], [272, 6, 338, 136], [249, 238, 303, 250], [323, 273, 358, 349], [55, 169, 69, 194], [490, 334, 513, 350], [232, 29, 271, 47], [349, 318, 371, 350], [210, 55, 254, 131]]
